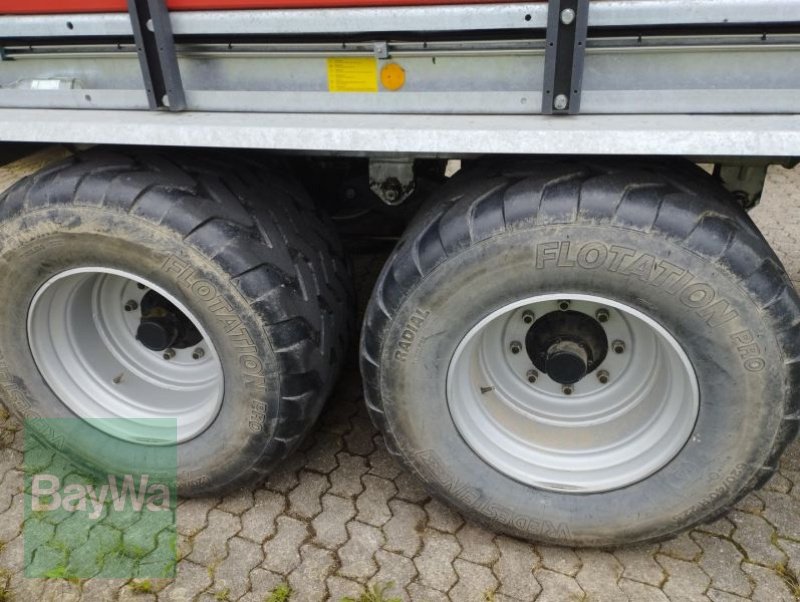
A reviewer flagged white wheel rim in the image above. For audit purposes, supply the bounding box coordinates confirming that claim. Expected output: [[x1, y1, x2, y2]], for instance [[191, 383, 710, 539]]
[[447, 294, 699, 493], [27, 267, 224, 445]]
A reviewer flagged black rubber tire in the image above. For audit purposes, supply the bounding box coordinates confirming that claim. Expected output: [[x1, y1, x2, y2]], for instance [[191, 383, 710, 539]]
[[0, 148, 353, 496], [361, 157, 800, 546]]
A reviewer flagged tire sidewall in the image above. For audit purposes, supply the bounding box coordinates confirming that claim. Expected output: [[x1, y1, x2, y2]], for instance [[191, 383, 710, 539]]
[[377, 224, 784, 545], [0, 206, 281, 494]]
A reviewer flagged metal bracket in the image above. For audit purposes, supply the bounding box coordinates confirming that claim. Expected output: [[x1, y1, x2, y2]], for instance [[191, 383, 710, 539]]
[[127, 0, 186, 111], [542, 0, 589, 115], [369, 158, 415, 205]]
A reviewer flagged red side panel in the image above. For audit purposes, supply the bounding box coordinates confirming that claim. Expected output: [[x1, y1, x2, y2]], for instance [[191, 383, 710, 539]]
[[1, 0, 516, 13]]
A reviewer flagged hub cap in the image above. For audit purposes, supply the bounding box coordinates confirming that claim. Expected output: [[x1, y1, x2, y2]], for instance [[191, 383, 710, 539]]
[[27, 268, 224, 444], [447, 294, 699, 492]]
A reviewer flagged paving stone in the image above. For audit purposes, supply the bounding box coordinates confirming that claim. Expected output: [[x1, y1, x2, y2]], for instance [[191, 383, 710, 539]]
[[217, 488, 254, 515], [367, 437, 404, 480], [355, 475, 397, 527], [741, 562, 795, 602], [344, 416, 377, 456], [660, 531, 702, 561], [619, 578, 670, 602], [176, 532, 192, 561], [8, 571, 46, 602], [370, 549, 417, 597], [413, 529, 460, 592], [304, 431, 343, 474], [80, 578, 127, 602], [337, 520, 383, 580], [699, 517, 735, 538], [262, 516, 309, 574], [311, 493, 355, 550], [187, 508, 240, 567], [734, 492, 766, 514], [613, 543, 664, 586], [760, 491, 800, 540], [575, 549, 626, 602], [394, 471, 429, 504], [265, 451, 305, 494], [729, 510, 786, 567], [0, 493, 23, 543], [708, 589, 749, 601], [176, 497, 214, 537], [692, 533, 751, 597], [778, 537, 800, 580], [383, 499, 426, 558], [328, 452, 368, 499], [287, 544, 336, 602], [449, 558, 498, 602], [244, 568, 285, 602], [494, 536, 540, 601], [326, 575, 364, 601], [159, 559, 213, 602], [456, 523, 500, 566], [407, 582, 450, 602], [212, 536, 264, 599], [240, 489, 286, 544], [534, 568, 584, 602], [423, 498, 463, 534], [287, 470, 329, 519], [765, 471, 793, 494], [780, 440, 800, 471], [657, 554, 711, 602]]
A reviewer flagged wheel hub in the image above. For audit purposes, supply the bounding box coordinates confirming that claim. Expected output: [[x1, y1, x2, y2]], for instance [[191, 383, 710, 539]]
[[525, 309, 608, 385], [136, 290, 203, 352]]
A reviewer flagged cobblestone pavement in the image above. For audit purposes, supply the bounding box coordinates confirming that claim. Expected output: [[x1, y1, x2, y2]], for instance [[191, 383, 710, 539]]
[[0, 166, 799, 601]]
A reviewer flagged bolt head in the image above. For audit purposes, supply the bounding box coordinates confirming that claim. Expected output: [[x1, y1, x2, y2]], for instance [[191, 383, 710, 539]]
[[562, 384, 574, 395], [595, 308, 610, 323], [597, 370, 610, 384], [558, 300, 570, 311], [613, 340, 626, 354], [527, 369, 538, 384], [162, 348, 176, 360], [554, 94, 569, 111], [522, 310, 535, 324], [192, 347, 205, 360], [560, 7, 576, 25], [124, 300, 138, 312], [510, 341, 522, 354]]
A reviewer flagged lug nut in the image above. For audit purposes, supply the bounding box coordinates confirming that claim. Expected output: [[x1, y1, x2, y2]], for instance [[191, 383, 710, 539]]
[[192, 347, 205, 360], [562, 384, 574, 395], [137, 283, 146, 290], [124, 299, 138, 312], [612, 340, 626, 354], [597, 370, 610, 384], [595, 308, 610, 323], [522, 310, 535, 325], [558, 300, 571, 311], [510, 341, 522, 354], [526, 369, 539, 384], [162, 348, 176, 360]]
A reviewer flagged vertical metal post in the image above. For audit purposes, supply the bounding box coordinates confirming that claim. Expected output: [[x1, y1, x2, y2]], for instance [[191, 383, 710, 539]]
[[128, 0, 186, 111], [542, 0, 589, 115]]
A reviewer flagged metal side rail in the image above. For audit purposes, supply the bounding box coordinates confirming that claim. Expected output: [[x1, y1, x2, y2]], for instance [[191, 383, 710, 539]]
[[0, 109, 797, 157], [2, 2, 800, 116]]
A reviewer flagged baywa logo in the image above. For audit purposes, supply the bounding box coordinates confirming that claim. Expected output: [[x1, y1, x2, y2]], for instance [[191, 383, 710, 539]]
[[23, 418, 178, 579]]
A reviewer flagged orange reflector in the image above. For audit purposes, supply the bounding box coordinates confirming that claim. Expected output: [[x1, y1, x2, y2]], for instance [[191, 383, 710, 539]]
[[380, 63, 406, 91]]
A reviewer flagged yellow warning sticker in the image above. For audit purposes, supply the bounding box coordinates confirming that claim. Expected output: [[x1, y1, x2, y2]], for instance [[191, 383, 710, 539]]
[[327, 58, 379, 93]]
